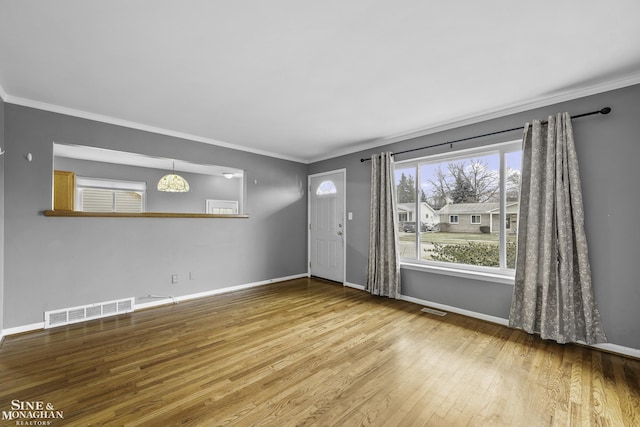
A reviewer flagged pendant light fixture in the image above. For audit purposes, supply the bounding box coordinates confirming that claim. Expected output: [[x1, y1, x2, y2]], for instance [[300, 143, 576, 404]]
[[157, 161, 190, 193]]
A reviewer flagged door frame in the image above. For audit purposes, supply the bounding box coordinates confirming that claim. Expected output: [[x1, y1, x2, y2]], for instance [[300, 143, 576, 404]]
[[307, 168, 347, 284]]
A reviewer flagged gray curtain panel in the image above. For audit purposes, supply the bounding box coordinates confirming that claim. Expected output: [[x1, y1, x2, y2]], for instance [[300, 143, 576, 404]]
[[366, 152, 401, 298], [509, 112, 606, 344]]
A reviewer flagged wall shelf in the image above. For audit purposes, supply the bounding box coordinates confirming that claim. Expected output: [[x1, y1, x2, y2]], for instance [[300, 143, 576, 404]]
[[43, 210, 249, 219]]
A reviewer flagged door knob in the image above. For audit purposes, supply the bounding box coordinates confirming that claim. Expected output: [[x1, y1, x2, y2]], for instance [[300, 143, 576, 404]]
[[337, 231, 343, 236]]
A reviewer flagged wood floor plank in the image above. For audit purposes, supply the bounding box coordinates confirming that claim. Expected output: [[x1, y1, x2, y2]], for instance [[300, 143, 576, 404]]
[[1, 278, 639, 426]]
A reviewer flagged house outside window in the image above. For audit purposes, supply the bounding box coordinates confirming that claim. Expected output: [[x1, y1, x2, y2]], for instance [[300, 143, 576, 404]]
[[394, 140, 521, 273]]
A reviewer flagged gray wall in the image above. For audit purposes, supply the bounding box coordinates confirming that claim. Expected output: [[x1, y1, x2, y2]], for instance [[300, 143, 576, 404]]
[[54, 157, 244, 213], [3, 104, 308, 328], [309, 84, 640, 350], [0, 96, 4, 337]]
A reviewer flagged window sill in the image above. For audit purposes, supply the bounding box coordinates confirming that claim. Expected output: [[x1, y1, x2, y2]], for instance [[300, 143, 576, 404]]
[[43, 210, 249, 219], [400, 261, 515, 285]]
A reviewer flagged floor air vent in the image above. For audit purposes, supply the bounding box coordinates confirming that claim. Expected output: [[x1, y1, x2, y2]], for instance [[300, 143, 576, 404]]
[[421, 307, 447, 316], [44, 297, 135, 328]]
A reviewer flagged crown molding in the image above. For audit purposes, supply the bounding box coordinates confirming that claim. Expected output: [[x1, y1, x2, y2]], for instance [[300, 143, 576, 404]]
[[307, 72, 640, 163], [3, 71, 640, 165], [3, 94, 307, 164]]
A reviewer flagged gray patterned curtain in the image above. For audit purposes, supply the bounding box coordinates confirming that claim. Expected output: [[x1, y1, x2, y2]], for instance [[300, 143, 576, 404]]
[[366, 152, 400, 298], [509, 112, 606, 344]]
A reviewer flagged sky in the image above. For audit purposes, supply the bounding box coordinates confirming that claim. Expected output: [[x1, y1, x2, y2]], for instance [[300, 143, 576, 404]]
[[395, 149, 522, 197]]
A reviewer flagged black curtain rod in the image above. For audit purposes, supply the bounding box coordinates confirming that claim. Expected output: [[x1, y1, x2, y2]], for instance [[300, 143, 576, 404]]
[[360, 107, 612, 162]]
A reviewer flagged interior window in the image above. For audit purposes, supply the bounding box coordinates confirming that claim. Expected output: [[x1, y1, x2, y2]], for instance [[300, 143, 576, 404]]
[[76, 177, 146, 213], [206, 199, 239, 214]]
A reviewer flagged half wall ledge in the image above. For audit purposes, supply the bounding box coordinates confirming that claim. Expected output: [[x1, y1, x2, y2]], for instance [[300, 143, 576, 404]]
[[43, 210, 250, 219]]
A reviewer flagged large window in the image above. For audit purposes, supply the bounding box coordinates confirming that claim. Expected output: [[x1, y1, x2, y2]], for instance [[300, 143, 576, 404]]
[[395, 141, 521, 274]]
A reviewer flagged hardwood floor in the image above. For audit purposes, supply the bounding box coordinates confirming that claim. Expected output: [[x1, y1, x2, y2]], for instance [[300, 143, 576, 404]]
[[1, 278, 638, 426]]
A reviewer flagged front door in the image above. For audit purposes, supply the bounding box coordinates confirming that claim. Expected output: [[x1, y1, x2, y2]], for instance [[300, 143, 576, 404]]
[[309, 171, 345, 283]]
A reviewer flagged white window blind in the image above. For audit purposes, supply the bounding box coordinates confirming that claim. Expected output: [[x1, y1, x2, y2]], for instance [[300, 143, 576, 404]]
[[76, 177, 146, 213], [80, 188, 144, 212], [81, 188, 114, 212], [115, 191, 143, 212], [206, 199, 239, 214]]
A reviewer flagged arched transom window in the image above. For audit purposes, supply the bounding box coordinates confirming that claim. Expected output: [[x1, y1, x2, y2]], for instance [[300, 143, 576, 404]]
[[316, 180, 337, 195]]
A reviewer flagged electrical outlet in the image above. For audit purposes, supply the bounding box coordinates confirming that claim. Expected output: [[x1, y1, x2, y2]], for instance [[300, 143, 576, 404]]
[[171, 274, 178, 284]]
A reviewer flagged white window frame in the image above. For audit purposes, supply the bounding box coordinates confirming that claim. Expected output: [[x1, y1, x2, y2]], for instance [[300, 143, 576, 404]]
[[75, 176, 146, 212], [393, 140, 521, 283], [206, 199, 239, 215], [449, 215, 459, 224], [471, 215, 481, 224]]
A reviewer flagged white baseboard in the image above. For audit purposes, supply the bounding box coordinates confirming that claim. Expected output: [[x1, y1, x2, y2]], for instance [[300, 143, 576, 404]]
[[400, 294, 640, 359], [4, 276, 638, 360], [344, 282, 365, 291], [2, 322, 45, 337], [2, 274, 308, 337], [399, 294, 510, 326], [580, 342, 640, 359], [348, 284, 640, 360], [135, 273, 308, 310]]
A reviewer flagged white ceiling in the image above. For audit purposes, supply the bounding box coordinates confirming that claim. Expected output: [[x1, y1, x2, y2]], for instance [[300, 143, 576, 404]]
[[1, 1, 640, 163]]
